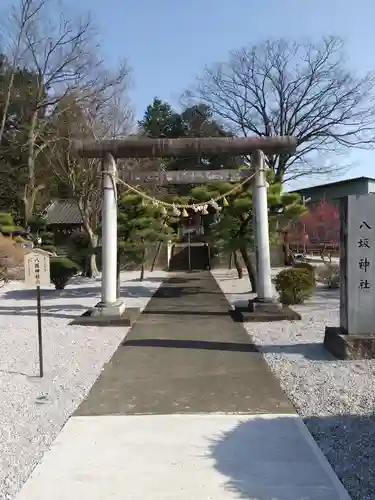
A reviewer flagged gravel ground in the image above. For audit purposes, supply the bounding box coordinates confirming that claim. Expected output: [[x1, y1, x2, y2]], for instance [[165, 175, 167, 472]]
[[0, 270, 166, 500], [213, 269, 375, 500]]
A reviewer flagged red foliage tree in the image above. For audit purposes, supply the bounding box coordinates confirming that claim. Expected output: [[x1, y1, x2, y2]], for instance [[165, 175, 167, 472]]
[[288, 200, 340, 250]]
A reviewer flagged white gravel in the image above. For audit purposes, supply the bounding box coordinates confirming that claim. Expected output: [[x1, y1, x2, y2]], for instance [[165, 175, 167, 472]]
[[0, 270, 166, 500], [213, 269, 375, 500]]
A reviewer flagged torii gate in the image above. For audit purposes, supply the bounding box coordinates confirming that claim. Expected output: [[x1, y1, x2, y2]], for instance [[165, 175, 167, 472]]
[[73, 136, 296, 319]]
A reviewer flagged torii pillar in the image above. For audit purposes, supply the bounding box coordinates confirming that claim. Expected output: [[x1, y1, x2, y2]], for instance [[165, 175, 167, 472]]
[[251, 150, 273, 303], [96, 153, 123, 315]]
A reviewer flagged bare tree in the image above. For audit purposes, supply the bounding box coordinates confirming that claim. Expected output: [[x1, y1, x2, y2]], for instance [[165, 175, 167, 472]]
[[185, 37, 375, 182], [3, 0, 100, 224], [52, 140, 102, 276], [49, 65, 133, 277], [0, 0, 43, 144]]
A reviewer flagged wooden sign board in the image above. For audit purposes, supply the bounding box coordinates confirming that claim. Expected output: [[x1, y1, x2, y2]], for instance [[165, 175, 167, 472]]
[[24, 251, 50, 287], [118, 169, 250, 185]]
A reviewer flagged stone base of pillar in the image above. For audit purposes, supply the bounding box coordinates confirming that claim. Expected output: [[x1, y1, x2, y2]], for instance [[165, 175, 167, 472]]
[[93, 300, 126, 316], [232, 297, 301, 323], [71, 301, 141, 326], [248, 297, 281, 313], [324, 326, 375, 360]]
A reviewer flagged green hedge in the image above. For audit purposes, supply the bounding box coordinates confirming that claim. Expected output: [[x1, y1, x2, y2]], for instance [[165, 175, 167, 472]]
[[50, 257, 80, 290], [293, 262, 316, 285], [275, 267, 315, 305], [41, 245, 57, 254]]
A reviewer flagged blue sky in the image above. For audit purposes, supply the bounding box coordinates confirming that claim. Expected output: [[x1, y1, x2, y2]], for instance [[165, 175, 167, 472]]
[[3, 0, 375, 187]]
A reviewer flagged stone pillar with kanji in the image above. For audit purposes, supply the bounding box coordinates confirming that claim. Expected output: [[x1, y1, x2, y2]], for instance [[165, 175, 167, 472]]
[[324, 194, 375, 359]]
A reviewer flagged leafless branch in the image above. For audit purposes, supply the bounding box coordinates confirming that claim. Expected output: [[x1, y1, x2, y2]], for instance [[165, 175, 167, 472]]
[[46, 61, 133, 238], [184, 36, 375, 182], [19, 2, 98, 108], [0, 0, 44, 144], [2, 0, 107, 223]]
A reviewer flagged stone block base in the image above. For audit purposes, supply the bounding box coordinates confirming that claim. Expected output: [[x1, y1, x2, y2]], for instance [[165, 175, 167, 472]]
[[324, 326, 375, 360], [232, 299, 301, 323], [92, 300, 126, 317], [248, 298, 281, 313], [71, 307, 141, 327]]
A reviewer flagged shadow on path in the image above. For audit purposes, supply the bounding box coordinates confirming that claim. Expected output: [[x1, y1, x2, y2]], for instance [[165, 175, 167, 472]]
[[122, 338, 335, 361], [0, 303, 87, 319], [123, 338, 258, 352], [0, 368, 38, 378], [1, 284, 155, 301], [141, 309, 232, 316], [258, 342, 336, 361], [209, 414, 371, 500]]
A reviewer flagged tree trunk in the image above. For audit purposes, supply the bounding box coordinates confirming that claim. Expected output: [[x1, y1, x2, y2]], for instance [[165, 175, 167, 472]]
[[139, 243, 146, 281], [24, 111, 38, 227], [239, 246, 257, 293], [88, 252, 99, 278], [23, 109, 45, 228], [23, 184, 44, 229], [151, 218, 167, 272], [80, 207, 100, 278], [228, 253, 232, 270], [0, 69, 16, 144], [151, 241, 162, 272], [85, 230, 99, 278], [288, 245, 296, 265], [233, 251, 243, 279]]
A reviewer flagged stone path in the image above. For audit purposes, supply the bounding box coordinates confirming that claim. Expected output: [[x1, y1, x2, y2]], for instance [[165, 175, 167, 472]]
[[76, 272, 293, 416], [15, 272, 351, 500]]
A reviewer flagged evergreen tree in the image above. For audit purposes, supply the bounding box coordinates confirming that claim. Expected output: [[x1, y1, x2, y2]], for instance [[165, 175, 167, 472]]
[[117, 192, 176, 280], [138, 97, 243, 172], [0, 212, 20, 236], [138, 98, 183, 139], [189, 175, 305, 291]]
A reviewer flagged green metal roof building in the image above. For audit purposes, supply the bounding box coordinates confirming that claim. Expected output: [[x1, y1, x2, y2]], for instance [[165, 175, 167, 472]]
[[289, 176, 375, 204]]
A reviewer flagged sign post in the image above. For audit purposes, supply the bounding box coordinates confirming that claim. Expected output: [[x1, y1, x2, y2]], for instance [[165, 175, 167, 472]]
[[339, 195, 375, 334], [24, 251, 50, 377], [118, 169, 250, 185], [324, 194, 375, 359]]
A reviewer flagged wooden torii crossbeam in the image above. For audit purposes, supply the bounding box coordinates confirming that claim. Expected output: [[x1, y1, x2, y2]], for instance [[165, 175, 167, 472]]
[[72, 136, 297, 158]]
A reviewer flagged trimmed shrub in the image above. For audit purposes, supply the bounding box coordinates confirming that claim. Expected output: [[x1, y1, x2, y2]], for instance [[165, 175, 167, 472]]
[[40, 245, 57, 254], [294, 262, 314, 272], [0, 212, 14, 227], [67, 232, 94, 270], [50, 257, 80, 290], [316, 263, 340, 289], [40, 231, 55, 246], [0, 212, 18, 237], [29, 214, 47, 234], [293, 262, 316, 285], [275, 267, 315, 305], [14, 235, 26, 243]]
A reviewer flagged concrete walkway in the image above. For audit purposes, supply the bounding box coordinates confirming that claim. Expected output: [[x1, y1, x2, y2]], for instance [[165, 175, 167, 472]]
[[15, 272, 351, 500]]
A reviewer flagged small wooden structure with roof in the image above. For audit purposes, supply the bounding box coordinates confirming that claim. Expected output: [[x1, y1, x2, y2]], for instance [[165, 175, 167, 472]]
[[42, 200, 84, 235]]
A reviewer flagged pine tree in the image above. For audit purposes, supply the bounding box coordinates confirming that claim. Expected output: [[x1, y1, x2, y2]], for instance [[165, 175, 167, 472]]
[[117, 192, 175, 280], [138, 98, 242, 171], [189, 175, 305, 291]]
